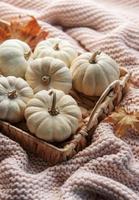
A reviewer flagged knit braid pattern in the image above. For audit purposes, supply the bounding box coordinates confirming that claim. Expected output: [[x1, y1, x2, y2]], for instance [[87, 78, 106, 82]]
[[0, 0, 139, 200]]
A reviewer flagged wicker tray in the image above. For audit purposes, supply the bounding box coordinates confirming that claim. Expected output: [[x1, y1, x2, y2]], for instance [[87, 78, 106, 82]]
[[0, 70, 130, 165]]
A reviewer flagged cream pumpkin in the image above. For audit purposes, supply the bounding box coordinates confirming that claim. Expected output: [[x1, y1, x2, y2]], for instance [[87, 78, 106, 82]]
[[71, 51, 120, 96], [0, 76, 33, 123], [33, 38, 78, 67], [25, 57, 72, 94], [0, 39, 31, 78], [25, 89, 81, 142]]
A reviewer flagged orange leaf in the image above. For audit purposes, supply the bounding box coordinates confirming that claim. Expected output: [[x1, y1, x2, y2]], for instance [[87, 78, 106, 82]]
[[22, 16, 41, 35], [0, 16, 48, 49], [106, 107, 139, 137], [0, 20, 10, 41], [0, 27, 10, 41]]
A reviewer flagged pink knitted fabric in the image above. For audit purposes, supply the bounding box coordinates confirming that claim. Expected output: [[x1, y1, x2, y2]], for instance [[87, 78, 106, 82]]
[[0, 0, 139, 199]]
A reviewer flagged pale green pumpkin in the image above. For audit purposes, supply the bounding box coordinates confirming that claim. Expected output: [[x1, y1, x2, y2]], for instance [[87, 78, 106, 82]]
[[0, 39, 31, 78], [25, 57, 72, 94], [0, 76, 33, 123], [71, 51, 120, 96], [33, 38, 78, 67], [25, 89, 81, 142]]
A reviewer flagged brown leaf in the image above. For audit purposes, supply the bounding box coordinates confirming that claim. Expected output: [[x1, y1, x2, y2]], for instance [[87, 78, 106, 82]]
[[21, 16, 41, 35], [0, 27, 10, 41], [0, 16, 48, 49], [0, 20, 11, 41], [106, 107, 139, 137]]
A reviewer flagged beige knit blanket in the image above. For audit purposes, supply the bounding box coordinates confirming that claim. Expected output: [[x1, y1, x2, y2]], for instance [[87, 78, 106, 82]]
[[0, 0, 139, 199]]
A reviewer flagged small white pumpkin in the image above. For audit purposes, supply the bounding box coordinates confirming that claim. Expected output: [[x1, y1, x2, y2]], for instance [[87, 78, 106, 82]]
[[25, 89, 81, 142], [0, 39, 31, 78], [0, 76, 33, 123], [33, 38, 78, 67], [25, 57, 72, 94], [71, 51, 120, 96]]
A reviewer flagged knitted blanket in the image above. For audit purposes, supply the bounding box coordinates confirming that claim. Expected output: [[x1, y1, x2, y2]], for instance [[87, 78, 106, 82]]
[[0, 0, 139, 199]]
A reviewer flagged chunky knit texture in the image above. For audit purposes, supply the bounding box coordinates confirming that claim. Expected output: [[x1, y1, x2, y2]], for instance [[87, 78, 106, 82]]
[[0, 0, 139, 199]]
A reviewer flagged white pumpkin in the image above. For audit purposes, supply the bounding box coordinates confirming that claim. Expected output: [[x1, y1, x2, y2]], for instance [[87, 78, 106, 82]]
[[25, 57, 72, 94], [33, 38, 78, 67], [0, 76, 33, 123], [0, 39, 31, 78], [70, 51, 120, 96], [25, 89, 81, 142]]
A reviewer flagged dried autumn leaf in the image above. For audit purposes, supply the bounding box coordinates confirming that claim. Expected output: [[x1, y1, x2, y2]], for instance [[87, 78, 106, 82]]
[[0, 27, 9, 41], [0, 16, 48, 49], [105, 107, 139, 137], [0, 20, 10, 41], [19, 16, 41, 35]]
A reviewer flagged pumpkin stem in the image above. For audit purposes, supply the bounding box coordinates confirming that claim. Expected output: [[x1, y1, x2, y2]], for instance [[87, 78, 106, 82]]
[[41, 75, 50, 85], [8, 89, 17, 99], [53, 43, 59, 50], [24, 51, 31, 60], [89, 51, 101, 64], [49, 91, 59, 116]]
